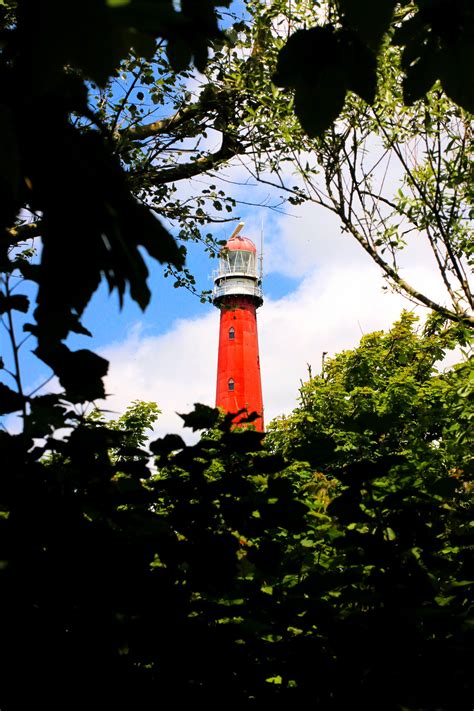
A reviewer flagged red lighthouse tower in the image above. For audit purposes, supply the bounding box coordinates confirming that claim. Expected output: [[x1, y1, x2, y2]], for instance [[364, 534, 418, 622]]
[[213, 223, 264, 431]]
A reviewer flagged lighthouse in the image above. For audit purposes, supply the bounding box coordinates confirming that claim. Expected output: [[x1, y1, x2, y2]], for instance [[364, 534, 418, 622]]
[[213, 223, 264, 431]]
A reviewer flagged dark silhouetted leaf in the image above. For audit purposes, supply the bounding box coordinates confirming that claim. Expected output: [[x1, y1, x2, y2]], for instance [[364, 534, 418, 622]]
[[29, 127, 184, 347], [35, 345, 108, 402], [294, 78, 346, 138], [150, 433, 186, 456], [251, 452, 286, 474], [239, 410, 261, 424], [0, 382, 23, 414], [327, 490, 364, 523], [338, 456, 404, 484], [0, 293, 29, 314], [403, 47, 439, 104], [178, 404, 220, 431], [167, 37, 193, 72], [27, 393, 66, 437], [274, 27, 340, 90], [0, 105, 21, 225], [221, 429, 264, 453], [275, 27, 366, 136], [342, 32, 378, 104], [440, 41, 474, 113], [339, 0, 397, 50]]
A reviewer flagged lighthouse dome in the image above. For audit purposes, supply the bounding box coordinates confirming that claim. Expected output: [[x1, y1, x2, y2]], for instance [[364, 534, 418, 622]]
[[225, 234, 257, 253]]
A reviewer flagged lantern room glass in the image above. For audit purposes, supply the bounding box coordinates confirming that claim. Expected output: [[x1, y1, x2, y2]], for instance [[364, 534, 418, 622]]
[[219, 250, 256, 276]]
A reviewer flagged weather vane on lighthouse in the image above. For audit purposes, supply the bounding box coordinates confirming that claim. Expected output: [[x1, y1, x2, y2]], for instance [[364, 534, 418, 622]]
[[212, 222, 264, 431]]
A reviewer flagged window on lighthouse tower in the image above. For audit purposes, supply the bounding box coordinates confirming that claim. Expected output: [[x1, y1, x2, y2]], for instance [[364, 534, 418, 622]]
[[229, 327, 235, 339], [228, 378, 235, 391]]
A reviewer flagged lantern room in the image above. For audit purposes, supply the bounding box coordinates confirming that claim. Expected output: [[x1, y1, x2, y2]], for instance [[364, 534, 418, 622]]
[[217, 235, 258, 278]]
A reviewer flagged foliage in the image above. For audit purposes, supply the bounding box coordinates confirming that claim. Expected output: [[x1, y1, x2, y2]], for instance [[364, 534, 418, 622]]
[[89, 399, 161, 450], [1, 317, 473, 708], [264, 311, 474, 707], [0, 404, 309, 707], [274, 0, 474, 136], [267, 311, 472, 476]]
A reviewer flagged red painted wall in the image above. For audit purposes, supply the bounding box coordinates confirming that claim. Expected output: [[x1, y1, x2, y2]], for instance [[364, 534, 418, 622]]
[[215, 295, 264, 431]]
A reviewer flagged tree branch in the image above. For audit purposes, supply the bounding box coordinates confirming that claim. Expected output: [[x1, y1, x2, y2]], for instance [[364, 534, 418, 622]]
[[340, 214, 474, 326], [121, 100, 204, 141], [120, 84, 232, 143], [137, 132, 244, 186]]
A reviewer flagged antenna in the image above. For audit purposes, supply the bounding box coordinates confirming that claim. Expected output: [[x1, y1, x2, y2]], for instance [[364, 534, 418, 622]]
[[259, 218, 264, 280], [229, 222, 245, 240]]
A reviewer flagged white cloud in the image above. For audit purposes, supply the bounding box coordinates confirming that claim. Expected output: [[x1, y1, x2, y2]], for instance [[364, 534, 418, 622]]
[[100, 316, 218, 441], [259, 262, 438, 425], [262, 202, 363, 277]]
